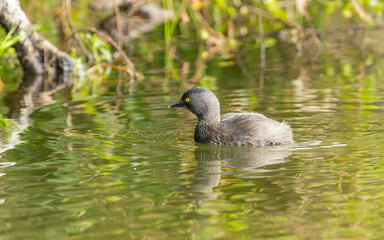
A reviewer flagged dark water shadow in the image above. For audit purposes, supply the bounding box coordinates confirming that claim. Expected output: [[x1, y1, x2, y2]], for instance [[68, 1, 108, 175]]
[[1, 73, 72, 153], [185, 144, 292, 200]]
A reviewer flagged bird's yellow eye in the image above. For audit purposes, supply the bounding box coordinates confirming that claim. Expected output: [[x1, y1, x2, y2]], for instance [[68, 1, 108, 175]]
[[185, 97, 190, 102]]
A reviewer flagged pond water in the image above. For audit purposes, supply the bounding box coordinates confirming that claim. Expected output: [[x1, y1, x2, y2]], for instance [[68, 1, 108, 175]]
[[2, 27, 384, 239]]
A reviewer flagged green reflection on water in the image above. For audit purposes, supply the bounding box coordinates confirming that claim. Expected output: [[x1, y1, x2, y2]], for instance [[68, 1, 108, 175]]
[[1, 76, 384, 239], [2, 19, 384, 240]]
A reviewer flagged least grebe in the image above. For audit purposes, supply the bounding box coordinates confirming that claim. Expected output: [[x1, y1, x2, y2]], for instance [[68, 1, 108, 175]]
[[169, 87, 293, 146]]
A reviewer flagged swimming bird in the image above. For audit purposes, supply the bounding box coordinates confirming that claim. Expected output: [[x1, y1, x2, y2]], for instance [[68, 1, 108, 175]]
[[169, 87, 293, 146]]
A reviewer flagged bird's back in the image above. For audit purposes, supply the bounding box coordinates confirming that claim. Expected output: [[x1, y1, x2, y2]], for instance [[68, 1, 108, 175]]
[[219, 112, 293, 146]]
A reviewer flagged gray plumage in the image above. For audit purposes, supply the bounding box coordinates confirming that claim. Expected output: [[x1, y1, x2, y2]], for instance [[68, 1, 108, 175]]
[[169, 87, 293, 146]]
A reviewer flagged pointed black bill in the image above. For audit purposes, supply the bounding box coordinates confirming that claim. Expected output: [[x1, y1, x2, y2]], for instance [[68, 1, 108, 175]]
[[168, 100, 184, 108]]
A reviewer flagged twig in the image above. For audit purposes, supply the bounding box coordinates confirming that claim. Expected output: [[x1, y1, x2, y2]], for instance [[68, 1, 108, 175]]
[[60, 0, 139, 81], [187, 1, 222, 38], [351, 0, 373, 24], [244, 3, 301, 30], [114, 0, 124, 48], [62, 27, 141, 81], [245, 3, 322, 48], [86, 63, 130, 73], [258, 7, 265, 90], [64, 0, 93, 61], [84, 27, 139, 78]]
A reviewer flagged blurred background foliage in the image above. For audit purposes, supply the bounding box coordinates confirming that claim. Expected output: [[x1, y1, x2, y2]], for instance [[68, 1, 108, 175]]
[[0, 0, 383, 89]]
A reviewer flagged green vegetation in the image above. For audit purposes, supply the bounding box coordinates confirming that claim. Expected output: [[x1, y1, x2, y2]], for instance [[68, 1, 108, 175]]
[[0, 25, 21, 56], [0, 0, 384, 90]]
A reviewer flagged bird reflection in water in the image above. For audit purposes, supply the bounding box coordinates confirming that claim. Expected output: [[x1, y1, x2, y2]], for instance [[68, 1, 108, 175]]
[[183, 145, 292, 200]]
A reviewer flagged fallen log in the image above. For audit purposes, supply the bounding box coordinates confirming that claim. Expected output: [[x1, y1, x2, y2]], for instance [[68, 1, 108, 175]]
[[0, 0, 73, 76]]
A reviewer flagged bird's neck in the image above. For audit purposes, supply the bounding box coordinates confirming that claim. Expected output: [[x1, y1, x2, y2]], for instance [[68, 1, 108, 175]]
[[197, 113, 221, 124], [196, 105, 221, 123]]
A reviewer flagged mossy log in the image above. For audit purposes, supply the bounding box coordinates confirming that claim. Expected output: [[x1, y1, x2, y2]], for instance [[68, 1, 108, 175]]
[[0, 0, 73, 75]]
